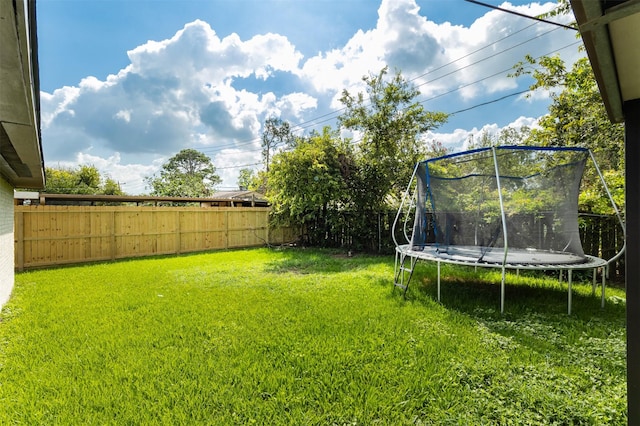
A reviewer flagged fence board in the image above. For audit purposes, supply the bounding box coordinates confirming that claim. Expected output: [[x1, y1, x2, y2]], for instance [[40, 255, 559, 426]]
[[14, 206, 293, 270]]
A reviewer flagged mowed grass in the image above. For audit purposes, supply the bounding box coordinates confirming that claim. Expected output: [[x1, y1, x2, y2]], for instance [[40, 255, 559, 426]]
[[0, 248, 626, 424]]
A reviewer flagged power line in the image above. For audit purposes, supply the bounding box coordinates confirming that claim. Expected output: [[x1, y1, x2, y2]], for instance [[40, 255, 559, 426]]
[[416, 40, 581, 106], [193, 20, 581, 174], [465, 0, 578, 31], [412, 26, 563, 93], [198, 21, 568, 157], [449, 89, 531, 115], [406, 21, 539, 85], [215, 162, 261, 170], [226, 39, 582, 157]]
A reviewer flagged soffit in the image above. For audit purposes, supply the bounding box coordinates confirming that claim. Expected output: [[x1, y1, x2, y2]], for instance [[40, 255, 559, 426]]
[[571, 0, 640, 123], [0, 0, 45, 188]]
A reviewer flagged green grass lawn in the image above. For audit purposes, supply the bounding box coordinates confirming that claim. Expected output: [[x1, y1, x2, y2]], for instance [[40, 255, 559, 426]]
[[0, 248, 627, 424]]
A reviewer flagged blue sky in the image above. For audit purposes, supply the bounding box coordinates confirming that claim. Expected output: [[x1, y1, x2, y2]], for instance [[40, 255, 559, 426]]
[[37, 0, 581, 193]]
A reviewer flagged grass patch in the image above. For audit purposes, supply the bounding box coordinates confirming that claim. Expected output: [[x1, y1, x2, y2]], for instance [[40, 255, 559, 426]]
[[0, 248, 626, 424]]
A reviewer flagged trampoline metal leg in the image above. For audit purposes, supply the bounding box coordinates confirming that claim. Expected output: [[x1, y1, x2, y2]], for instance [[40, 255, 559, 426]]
[[568, 269, 573, 315], [437, 261, 441, 302], [394, 250, 399, 286], [592, 268, 597, 296], [500, 267, 505, 314], [601, 266, 606, 309]]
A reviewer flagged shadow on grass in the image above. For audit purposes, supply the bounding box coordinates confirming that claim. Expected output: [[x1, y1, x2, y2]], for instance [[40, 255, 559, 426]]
[[264, 247, 390, 274], [403, 263, 626, 322], [396, 265, 627, 367]]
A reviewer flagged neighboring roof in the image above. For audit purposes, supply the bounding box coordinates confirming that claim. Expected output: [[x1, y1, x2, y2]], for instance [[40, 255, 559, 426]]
[[15, 192, 269, 207], [0, 0, 45, 188], [570, 0, 640, 123], [212, 190, 268, 202]]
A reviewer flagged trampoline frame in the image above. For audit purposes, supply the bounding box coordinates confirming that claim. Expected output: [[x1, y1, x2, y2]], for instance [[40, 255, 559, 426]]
[[392, 146, 625, 314]]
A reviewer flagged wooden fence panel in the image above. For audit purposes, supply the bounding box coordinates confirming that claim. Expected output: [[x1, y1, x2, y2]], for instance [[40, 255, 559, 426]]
[[228, 209, 268, 248], [14, 206, 292, 270], [179, 209, 228, 252]]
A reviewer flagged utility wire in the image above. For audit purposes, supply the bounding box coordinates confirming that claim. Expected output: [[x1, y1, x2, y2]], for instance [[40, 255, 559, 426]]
[[449, 89, 531, 115], [407, 21, 538, 85], [232, 39, 582, 155], [197, 22, 581, 172], [416, 40, 581, 107], [198, 21, 566, 156], [412, 26, 562, 92], [465, 0, 578, 31]]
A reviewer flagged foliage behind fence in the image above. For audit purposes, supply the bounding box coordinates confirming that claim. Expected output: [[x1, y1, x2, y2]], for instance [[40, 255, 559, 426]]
[[298, 209, 625, 281], [579, 213, 625, 281]]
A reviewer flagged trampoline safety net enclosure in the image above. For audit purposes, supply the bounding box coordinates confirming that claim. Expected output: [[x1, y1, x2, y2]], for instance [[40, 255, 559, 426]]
[[393, 145, 625, 314], [413, 146, 587, 265]]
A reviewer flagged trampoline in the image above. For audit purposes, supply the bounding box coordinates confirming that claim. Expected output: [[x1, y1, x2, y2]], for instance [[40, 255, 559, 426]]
[[392, 146, 625, 314]]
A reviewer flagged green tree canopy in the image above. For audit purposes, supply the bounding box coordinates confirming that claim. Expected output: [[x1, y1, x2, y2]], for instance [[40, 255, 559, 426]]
[[263, 68, 449, 250], [44, 165, 125, 195], [338, 67, 448, 209], [513, 55, 624, 213], [267, 127, 354, 245], [237, 168, 261, 191], [146, 149, 221, 197]]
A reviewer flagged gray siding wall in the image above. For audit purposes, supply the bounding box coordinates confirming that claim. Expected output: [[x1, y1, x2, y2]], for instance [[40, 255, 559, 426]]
[[0, 177, 14, 308]]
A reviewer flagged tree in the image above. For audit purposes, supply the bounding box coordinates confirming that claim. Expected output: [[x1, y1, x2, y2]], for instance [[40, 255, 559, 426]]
[[425, 140, 450, 159], [102, 177, 125, 195], [262, 117, 294, 172], [338, 67, 448, 208], [237, 168, 260, 191], [146, 149, 221, 197], [267, 126, 354, 245], [512, 55, 624, 213], [44, 165, 125, 195], [336, 67, 448, 250], [466, 126, 532, 149]]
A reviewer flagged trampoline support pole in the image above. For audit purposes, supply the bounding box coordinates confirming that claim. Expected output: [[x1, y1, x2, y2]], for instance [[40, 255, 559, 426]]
[[592, 268, 597, 296], [500, 267, 505, 314], [568, 269, 573, 315], [601, 266, 606, 309], [437, 261, 441, 302], [491, 147, 509, 315]]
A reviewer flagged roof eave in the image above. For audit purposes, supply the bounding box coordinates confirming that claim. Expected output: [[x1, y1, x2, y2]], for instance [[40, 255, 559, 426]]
[[0, 0, 45, 188]]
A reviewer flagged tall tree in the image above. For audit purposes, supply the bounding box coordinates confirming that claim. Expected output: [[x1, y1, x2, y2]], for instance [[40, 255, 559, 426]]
[[338, 67, 448, 208], [262, 117, 294, 172], [146, 149, 221, 197], [466, 126, 532, 149]]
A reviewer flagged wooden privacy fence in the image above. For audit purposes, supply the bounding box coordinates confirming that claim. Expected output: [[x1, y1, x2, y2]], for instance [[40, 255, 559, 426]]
[[14, 205, 298, 270]]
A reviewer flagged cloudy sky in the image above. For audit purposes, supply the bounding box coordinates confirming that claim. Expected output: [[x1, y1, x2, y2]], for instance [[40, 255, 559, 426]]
[[37, 0, 581, 194]]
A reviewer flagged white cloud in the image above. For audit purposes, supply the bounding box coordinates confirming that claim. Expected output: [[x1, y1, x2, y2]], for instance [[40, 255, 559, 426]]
[[426, 115, 539, 152], [40, 85, 80, 127], [114, 110, 132, 123], [74, 152, 159, 195]]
